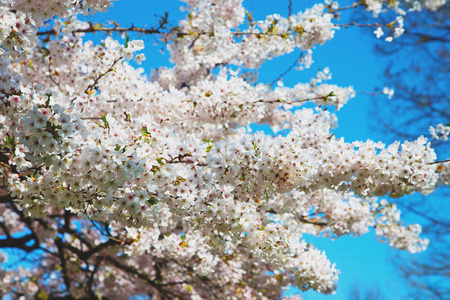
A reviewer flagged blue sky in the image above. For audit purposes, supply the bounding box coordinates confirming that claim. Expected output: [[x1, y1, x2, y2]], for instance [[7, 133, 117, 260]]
[[1, 0, 434, 299]]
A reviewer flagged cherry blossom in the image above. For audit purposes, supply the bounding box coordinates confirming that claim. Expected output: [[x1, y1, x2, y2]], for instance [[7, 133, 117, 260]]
[[0, 0, 448, 299]]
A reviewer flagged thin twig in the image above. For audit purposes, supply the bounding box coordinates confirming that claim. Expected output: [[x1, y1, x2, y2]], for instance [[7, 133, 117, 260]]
[[427, 159, 450, 165], [269, 51, 303, 86], [83, 56, 123, 95]]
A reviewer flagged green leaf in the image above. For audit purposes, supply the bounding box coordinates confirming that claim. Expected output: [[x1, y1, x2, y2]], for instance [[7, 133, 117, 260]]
[[150, 165, 160, 174], [173, 176, 187, 186], [92, 22, 103, 30], [45, 93, 52, 106], [146, 196, 159, 206], [5, 135, 15, 148], [125, 33, 130, 48], [100, 114, 109, 129], [206, 144, 213, 153], [35, 291, 49, 300], [141, 127, 151, 136]]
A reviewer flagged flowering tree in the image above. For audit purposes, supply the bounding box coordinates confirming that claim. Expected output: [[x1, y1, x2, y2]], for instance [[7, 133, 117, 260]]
[[0, 0, 448, 299]]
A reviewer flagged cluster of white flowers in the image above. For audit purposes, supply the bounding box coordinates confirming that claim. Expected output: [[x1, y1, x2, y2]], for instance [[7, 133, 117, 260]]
[[157, 1, 336, 87], [269, 189, 376, 238], [122, 223, 307, 299], [1, 0, 115, 23], [429, 123, 450, 141], [364, 0, 447, 41], [0, 0, 448, 298], [372, 16, 405, 42], [374, 200, 429, 253], [420, 0, 447, 10], [0, 0, 116, 60], [382, 86, 395, 98], [364, 0, 446, 16], [436, 161, 450, 186], [0, 6, 36, 59]]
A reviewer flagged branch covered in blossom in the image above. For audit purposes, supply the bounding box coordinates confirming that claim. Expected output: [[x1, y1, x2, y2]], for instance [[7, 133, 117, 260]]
[[0, 0, 448, 298]]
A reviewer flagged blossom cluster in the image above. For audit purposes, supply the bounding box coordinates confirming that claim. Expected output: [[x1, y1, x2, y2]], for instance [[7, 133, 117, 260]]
[[0, 0, 448, 298], [362, 0, 446, 16], [0, 6, 36, 59], [1, 0, 115, 23], [157, 1, 336, 87], [429, 123, 450, 141], [436, 161, 450, 186], [374, 200, 429, 253], [0, 0, 116, 61]]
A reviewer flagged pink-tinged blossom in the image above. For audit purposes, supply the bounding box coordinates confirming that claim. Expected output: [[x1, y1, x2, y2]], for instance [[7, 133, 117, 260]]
[[0, 0, 448, 298]]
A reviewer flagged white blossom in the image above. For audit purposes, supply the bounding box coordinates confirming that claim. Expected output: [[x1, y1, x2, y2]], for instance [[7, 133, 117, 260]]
[[0, 0, 447, 298]]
